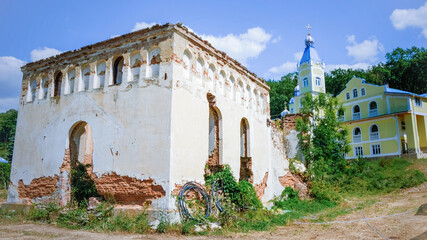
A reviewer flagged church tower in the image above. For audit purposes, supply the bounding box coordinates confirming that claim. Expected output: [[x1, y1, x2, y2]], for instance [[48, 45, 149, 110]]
[[288, 25, 325, 114]]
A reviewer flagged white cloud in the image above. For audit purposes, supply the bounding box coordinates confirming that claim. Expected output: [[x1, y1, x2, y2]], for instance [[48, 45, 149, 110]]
[[265, 51, 304, 79], [132, 22, 157, 32], [390, 2, 427, 38], [201, 27, 272, 65], [345, 35, 384, 62], [30, 47, 62, 62], [268, 61, 297, 74], [272, 36, 281, 43], [325, 62, 371, 72], [0, 56, 26, 112]]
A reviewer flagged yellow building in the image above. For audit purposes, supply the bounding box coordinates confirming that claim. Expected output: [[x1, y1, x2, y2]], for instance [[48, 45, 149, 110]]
[[337, 77, 427, 159]]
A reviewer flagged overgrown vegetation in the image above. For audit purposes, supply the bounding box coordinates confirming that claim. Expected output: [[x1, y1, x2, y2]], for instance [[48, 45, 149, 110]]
[[205, 165, 262, 211], [0, 162, 11, 188], [0, 109, 17, 161], [296, 93, 426, 202], [70, 163, 99, 204]]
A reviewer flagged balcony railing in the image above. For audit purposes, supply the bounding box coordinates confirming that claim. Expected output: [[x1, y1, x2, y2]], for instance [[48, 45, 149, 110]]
[[370, 132, 379, 140], [369, 109, 378, 117], [353, 135, 362, 143], [353, 112, 361, 120]]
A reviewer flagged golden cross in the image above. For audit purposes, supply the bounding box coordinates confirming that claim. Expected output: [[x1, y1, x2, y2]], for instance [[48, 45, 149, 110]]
[[306, 24, 312, 35]]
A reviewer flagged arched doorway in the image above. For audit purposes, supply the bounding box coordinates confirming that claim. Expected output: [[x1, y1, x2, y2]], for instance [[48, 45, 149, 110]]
[[69, 122, 93, 170], [65, 121, 97, 204]]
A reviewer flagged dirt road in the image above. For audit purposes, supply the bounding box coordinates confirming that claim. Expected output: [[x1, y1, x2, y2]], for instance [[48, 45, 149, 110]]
[[1, 182, 426, 240]]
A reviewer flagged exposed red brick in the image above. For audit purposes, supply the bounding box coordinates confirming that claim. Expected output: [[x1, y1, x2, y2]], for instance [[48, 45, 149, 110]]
[[254, 172, 268, 199], [239, 157, 253, 183], [278, 171, 298, 188], [94, 172, 165, 205], [18, 175, 59, 199]]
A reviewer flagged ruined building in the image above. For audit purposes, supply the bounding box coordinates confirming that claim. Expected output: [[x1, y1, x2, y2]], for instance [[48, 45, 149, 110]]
[[7, 23, 290, 213]]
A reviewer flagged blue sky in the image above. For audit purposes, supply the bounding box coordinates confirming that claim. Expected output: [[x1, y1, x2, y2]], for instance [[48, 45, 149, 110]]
[[1, 0, 426, 112]]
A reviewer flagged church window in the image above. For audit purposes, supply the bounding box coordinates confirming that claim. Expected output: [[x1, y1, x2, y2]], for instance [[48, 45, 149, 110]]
[[371, 144, 381, 155], [353, 88, 358, 98], [353, 127, 362, 143], [369, 101, 378, 117], [353, 105, 360, 120], [303, 78, 308, 87], [113, 56, 124, 85], [315, 77, 321, 86], [361, 88, 366, 96], [148, 48, 160, 78], [370, 124, 379, 140], [183, 50, 191, 80], [54, 71, 62, 96], [415, 97, 422, 107], [355, 146, 363, 156], [346, 92, 350, 100]]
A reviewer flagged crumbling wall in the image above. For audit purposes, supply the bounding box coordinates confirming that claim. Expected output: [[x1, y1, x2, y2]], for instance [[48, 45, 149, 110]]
[[94, 172, 165, 205], [17, 175, 59, 200]]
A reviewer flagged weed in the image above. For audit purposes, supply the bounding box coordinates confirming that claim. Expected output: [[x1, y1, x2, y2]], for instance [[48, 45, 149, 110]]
[[70, 163, 99, 205]]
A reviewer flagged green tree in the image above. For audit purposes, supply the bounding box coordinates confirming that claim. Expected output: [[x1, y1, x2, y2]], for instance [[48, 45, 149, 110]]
[[266, 72, 298, 118], [296, 93, 350, 181], [385, 47, 427, 94], [0, 109, 18, 161]]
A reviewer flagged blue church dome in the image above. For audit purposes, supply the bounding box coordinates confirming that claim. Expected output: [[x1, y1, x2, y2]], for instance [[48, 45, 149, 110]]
[[300, 34, 321, 65]]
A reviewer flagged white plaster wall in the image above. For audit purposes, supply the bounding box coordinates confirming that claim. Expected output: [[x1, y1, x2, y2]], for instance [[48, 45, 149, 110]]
[[9, 37, 175, 210], [169, 33, 288, 207]]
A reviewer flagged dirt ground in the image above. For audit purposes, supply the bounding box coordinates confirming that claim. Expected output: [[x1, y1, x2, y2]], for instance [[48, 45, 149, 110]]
[[1, 159, 426, 240]]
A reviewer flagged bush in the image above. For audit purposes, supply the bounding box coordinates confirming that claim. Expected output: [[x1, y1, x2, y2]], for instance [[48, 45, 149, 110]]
[[71, 163, 99, 204], [0, 162, 11, 188], [205, 165, 262, 211]]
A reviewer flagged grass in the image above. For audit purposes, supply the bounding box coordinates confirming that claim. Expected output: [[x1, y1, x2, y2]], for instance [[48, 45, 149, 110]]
[[0, 188, 7, 200], [0, 157, 425, 236]]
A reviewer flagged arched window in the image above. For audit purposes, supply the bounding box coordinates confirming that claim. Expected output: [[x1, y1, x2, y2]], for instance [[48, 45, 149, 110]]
[[370, 124, 379, 140], [67, 69, 75, 94], [303, 78, 308, 87], [130, 52, 142, 81], [196, 58, 204, 77], [218, 71, 225, 92], [246, 84, 252, 106], [208, 64, 215, 81], [337, 109, 345, 121], [183, 50, 191, 80], [81, 65, 90, 91], [54, 71, 63, 96], [369, 101, 378, 117], [40, 75, 49, 99], [346, 92, 350, 100], [239, 118, 253, 183], [27, 79, 37, 102], [230, 76, 236, 100], [315, 77, 321, 86], [113, 56, 124, 85], [361, 88, 366, 96], [237, 80, 244, 103], [207, 94, 222, 167], [353, 105, 360, 120], [353, 88, 358, 98], [353, 127, 362, 143], [148, 48, 160, 78], [253, 89, 259, 111], [96, 61, 106, 89]]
